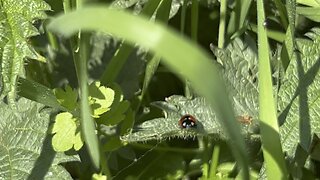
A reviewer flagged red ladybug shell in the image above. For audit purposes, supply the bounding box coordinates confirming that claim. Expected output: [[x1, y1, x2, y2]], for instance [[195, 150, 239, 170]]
[[179, 114, 197, 128]]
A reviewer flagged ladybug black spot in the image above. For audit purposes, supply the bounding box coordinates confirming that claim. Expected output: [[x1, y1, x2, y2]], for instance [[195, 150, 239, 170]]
[[179, 115, 197, 129]]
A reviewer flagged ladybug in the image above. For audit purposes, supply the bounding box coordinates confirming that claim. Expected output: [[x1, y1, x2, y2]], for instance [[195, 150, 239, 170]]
[[179, 114, 197, 129]]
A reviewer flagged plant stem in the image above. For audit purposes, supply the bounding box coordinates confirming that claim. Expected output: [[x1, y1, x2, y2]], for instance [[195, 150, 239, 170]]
[[218, 0, 227, 48], [208, 145, 220, 179], [180, 0, 187, 35]]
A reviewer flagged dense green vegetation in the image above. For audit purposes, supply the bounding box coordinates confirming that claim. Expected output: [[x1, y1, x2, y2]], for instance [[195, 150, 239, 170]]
[[0, 0, 319, 179]]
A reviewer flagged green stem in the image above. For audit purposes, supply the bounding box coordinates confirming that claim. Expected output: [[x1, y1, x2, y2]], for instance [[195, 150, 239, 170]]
[[218, 0, 227, 48], [63, 0, 72, 13], [208, 145, 220, 179], [184, 0, 199, 98], [191, 0, 198, 42], [180, 0, 187, 35]]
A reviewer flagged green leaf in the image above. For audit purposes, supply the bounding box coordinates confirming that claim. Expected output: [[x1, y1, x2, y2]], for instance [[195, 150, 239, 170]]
[[103, 136, 123, 152], [122, 95, 222, 142], [92, 173, 107, 180], [0, 0, 50, 105], [17, 78, 66, 111], [278, 28, 320, 157], [0, 97, 79, 179], [89, 81, 115, 118], [51, 112, 84, 152], [54, 85, 78, 111], [98, 100, 129, 126], [95, 83, 129, 126]]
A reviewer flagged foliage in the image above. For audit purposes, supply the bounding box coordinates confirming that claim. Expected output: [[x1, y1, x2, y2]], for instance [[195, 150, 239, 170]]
[[1, 0, 320, 179]]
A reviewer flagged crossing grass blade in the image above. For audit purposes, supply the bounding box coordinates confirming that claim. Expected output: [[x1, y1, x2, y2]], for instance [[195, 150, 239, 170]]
[[257, 0, 288, 178]]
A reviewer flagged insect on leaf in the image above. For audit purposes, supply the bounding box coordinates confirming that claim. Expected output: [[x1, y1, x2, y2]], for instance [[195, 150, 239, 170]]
[[122, 37, 260, 142]]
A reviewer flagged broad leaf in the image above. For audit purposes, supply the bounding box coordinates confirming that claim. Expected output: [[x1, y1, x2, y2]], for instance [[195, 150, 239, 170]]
[[0, 97, 79, 179], [0, 0, 50, 105], [278, 28, 320, 157]]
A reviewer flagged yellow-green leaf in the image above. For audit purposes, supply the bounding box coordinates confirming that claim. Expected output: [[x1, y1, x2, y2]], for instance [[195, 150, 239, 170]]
[[51, 112, 83, 152], [89, 81, 115, 118]]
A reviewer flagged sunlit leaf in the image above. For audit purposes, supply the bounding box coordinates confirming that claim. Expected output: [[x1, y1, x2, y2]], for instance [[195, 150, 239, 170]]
[[89, 81, 115, 118], [278, 28, 320, 157], [51, 112, 84, 152]]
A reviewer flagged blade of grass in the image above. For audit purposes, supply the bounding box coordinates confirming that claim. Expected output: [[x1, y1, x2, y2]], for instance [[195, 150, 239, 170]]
[[238, 0, 252, 30], [249, 24, 286, 42], [48, 6, 250, 179], [185, 0, 199, 98], [17, 78, 66, 111], [273, 0, 288, 28], [207, 0, 227, 177], [218, 0, 227, 48], [208, 145, 220, 179], [100, 0, 162, 85], [180, 0, 187, 35], [75, 33, 101, 170], [227, 0, 252, 40], [280, 0, 296, 70], [140, 0, 172, 104], [296, 6, 320, 22], [296, 0, 320, 7], [191, 0, 198, 42], [257, 0, 288, 179]]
